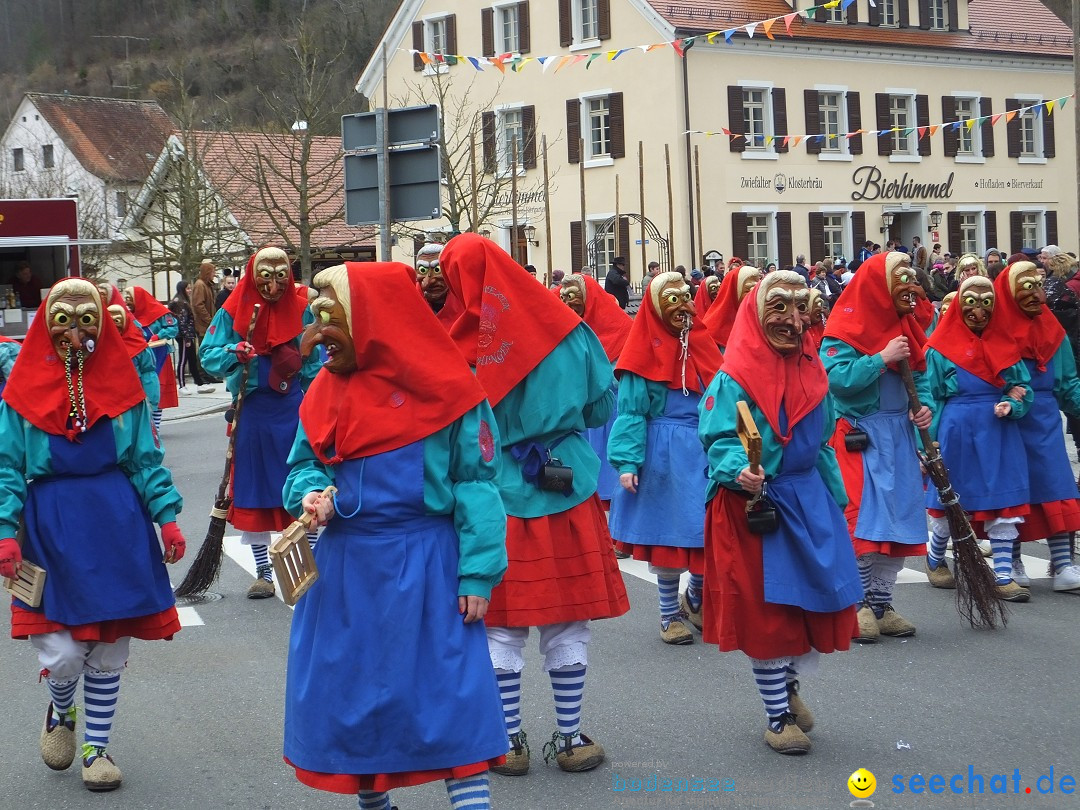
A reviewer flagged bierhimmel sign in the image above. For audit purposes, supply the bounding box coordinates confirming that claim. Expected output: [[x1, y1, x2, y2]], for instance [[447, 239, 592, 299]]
[[850, 166, 955, 202]]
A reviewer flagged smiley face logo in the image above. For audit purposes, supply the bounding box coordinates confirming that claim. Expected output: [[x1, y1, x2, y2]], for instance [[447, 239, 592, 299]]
[[848, 768, 876, 798]]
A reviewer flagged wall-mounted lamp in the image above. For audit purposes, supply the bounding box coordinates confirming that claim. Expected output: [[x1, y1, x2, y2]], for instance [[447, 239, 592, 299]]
[[478, 227, 491, 239], [880, 211, 896, 234], [524, 224, 538, 246], [928, 210, 943, 231], [116, 278, 128, 291]]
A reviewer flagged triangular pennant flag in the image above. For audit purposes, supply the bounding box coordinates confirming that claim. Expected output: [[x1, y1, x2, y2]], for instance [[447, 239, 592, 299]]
[[646, 43, 666, 52], [554, 55, 573, 73], [804, 6, 817, 20], [765, 135, 774, 146], [917, 126, 927, 139], [745, 22, 758, 38], [707, 31, 721, 44], [965, 119, 975, 130], [604, 50, 618, 61], [516, 57, 533, 71], [842, 0, 856, 8], [490, 56, 506, 73], [784, 12, 798, 35], [991, 113, 1002, 125], [724, 28, 736, 43], [1058, 96, 1069, 110], [572, 54, 588, 66], [1046, 100, 1055, 115], [721, 127, 732, 136], [1032, 103, 1043, 118], [445, 54, 459, 65], [902, 127, 915, 137], [782, 135, 791, 147], [586, 53, 602, 68], [1005, 109, 1017, 123], [792, 135, 803, 148], [418, 52, 432, 65], [762, 19, 776, 39], [672, 36, 696, 57], [929, 125, 939, 136], [824, 0, 841, 8], [467, 56, 482, 70], [538, 56, 553, 72]]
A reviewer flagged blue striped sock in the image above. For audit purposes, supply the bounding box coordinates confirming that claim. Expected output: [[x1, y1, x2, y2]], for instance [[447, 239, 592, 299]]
[[495, 669, 522, 736], [686, 573, 704, 609], [549, 664, 586, 743], [250, 543, 272, 580], [445, 773, 491, 809], [1048, 533, 1073, 574], [857, 555, 872, 601], [83, 670, 120, 750], [1012, 541, 1023, 565], [990, 538, 1015, 584], [357, 792, 391, 810], [306, 531, 318, 554], [657, 575, 680, 619], [928, 531, 949, 568], [785, 663, 797, 684], [751, 661, 790, 723], [48, 677, 79, 714], [152, 408, 163, 433]]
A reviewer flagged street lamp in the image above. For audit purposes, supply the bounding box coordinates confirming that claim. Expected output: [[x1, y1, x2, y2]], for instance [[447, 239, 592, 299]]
[[928, 210, 943, 231], [478, 227, 491, 239], [523, 224, 538, 246], [880, 211, 896, 233]]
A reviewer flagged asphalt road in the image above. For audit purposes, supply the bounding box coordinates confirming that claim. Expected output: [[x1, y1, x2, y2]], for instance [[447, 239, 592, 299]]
[[1, 413, 1078, 810]]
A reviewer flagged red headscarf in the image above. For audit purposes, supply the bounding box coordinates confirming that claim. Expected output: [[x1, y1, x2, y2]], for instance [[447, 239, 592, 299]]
[[991, 262, 1064, 371], [703, 266, 761, 349], [441, 233, 581, 406], [3, 280, 145, 440], [299, 263, 487, 464], [693, 279, 717, 317], [222, 247, 308, 354], [823, 252, 928, 372], [578, 275, 631, 362], [616, 273, 724, 393], [720, 278, 829, 445], [926, 277, 1020, 386], [128, 286, 170, 327], [104, 285, 150, 359]]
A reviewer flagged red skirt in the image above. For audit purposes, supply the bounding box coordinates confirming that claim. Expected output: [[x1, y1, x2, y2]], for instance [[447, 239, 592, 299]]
[[11, 605, 180, 643], [286, 756, 503, 794], [159, 362, 179, 409], [485, 495, 630, 628], [614, 541, 705, 575], [1016, 500, 1080, 543], [229, 504, 293, 533], [702, 493, 857, 660]]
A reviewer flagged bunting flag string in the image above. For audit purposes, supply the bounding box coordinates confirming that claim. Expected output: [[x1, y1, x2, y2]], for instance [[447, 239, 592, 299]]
[[686, 95, 1074, 151]]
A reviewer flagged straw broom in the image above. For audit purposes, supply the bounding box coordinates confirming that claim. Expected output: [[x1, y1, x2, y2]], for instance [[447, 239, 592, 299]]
[[174, 304, 261, 597], [899, 359, 1007, 629]]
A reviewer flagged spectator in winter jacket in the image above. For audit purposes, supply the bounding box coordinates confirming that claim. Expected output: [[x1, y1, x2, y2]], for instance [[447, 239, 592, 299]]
[[190, 260, 217, 340]]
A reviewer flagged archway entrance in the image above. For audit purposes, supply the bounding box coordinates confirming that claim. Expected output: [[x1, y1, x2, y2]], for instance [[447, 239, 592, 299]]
[[586, 213, 669, 286]]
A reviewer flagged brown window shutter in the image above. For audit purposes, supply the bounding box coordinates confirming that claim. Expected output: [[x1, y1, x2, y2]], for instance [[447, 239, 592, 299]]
[[1046, 210, 1059, 245], [777, 212, 793, 268], [482, 111, 496, 173], [446, 14, 458, 53], [609, 92, 626, 159], [481, 8, 494, 57], [618, 215, 630, 260], [412, 22, 424, 71], [1005, 99, 1021, 157], [804, 89, 822, 156], [916, 95, 931, 156], [984, 210, 998, 249], [846, 1, 858, 23], [808, 212, 826, 264], [947, 211, 962, 255], [566, 99, 580, 164], [728, 86, 746, 153], [980, 97, 994, 157], [847, 91, 863, 155], [868, 2, 881, 25], [942, 96, 958, 157], [519, 2, 531, 53], [570, 220, 583, 273], [1043, 102, 1056, 158], [598, 0, 611, 40], [731, 213, 749, 261], [1009, 211, 1023, 253], [558, 0, 572, 47], [918, 0, 931, 29], [851, 211, 867, 250], [876, 93, 891, 156], [522, 106, 537, 169], [948, 0, 960, 31], [772, 88, 788, 153], [899, 0, 910, 27]]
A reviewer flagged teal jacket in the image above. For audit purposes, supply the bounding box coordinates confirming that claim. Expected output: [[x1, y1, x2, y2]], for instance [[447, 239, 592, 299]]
[[924, 350, 1032, 439], [820, 338, 931, 420], [607, 373, 675, 475]]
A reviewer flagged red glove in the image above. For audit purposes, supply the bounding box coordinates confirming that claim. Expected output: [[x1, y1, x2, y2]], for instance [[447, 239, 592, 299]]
[[0, 538, 22, 579], [233, 341, 256, 363], [161, 522, 186, 564]]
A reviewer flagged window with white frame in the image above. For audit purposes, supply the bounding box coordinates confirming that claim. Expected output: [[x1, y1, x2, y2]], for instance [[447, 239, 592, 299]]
[[116, 191, 129, 220], [12, 147, 24, 172], [588, 218, 615, 272], [586, 96, 610, 160], [822, 3, 844, 22], [42, 144, 54, 169], [498, 4, 520, 53], [426, 16, 449, 54], [498, 107, 525, 173], [823, 214, 847, 260], [959, 213, 979, 254], [575, 0, 599, 43], [819, 93, 844, 153], [746, 215, 772, 268], [1019, 107, 1043, 158], [929, 0, 948, 30], [880, 0, 898, 26], [1021, 212, 1041, 248], [955, 97, 979, 156], [743, 88, 769, 151], [890, 94, 916, 155]]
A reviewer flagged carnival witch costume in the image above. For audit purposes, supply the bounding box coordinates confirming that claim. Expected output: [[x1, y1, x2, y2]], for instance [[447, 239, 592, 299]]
[[124, 285, 179, 432], [702, 264, 763, 352], [0, 279, 186, 792]]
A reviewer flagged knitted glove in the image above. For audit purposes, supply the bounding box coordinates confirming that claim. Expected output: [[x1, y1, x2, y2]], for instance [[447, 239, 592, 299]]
[[0, 538, 22, 579], [233, 341, 256, 363], [161, 522, 186, 564]]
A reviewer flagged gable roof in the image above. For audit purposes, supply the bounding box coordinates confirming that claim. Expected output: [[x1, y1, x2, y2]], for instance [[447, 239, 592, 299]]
[[26, 93, 174, 183], [648, 0, 1073, 57]]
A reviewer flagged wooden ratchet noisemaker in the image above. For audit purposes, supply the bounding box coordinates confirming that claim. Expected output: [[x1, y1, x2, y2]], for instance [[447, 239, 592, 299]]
[[269, 486, 336, 606]]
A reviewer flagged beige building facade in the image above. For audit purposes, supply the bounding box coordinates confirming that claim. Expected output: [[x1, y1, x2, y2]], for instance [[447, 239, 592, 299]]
[[357, 0, 1075, 285]]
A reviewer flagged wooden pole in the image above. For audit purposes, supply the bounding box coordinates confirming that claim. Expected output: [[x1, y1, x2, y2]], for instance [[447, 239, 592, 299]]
[[579, 137, 587, 273], [614, 174, 620, 282], [511, 139, 520, 265], [638, 140, 646, 287], [379, 43, 392, 262], [665, 143, 675, 272], [542, 134, 553, 284], [694, 145, 703, 268], [469, 130, 479, 232], [1074, 0, 1079, 250]]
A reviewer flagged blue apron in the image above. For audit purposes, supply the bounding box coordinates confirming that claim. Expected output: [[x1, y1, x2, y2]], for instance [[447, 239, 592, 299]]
[[852, 370, 927, 545], [19, 420, 174, 626], [284, 439, 507, 775], [586, 382, 619, 500], [608, 388, 707, 548], [761, 405, 863, 612], [232, 358, 302, 509], [1019, 358, 1078, 504], [929, 367, 1030, 512], [139, 323, 170, 374]]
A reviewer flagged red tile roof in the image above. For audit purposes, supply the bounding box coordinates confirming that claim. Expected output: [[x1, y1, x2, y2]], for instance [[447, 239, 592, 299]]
[[649, 0, 1073, 57], [193, 131, 375, 250], [27, 93, 174, 183]]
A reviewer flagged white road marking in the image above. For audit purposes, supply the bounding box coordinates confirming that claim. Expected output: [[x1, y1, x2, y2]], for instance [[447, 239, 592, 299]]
[[176, 606, 204, 627]]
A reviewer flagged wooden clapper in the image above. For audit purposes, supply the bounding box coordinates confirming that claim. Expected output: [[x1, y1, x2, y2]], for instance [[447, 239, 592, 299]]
[[736, 401, 762, 475], [3, 561, 46, 608], [269, 486, 336, 606]]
